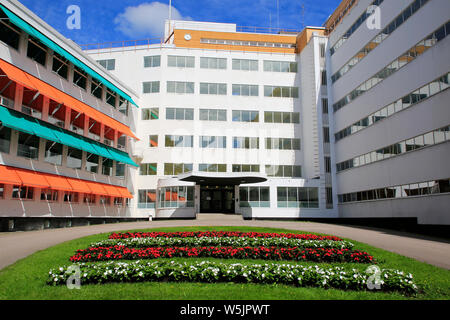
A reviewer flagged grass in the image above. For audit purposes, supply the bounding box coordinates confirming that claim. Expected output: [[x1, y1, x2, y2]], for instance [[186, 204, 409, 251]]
[[0, 226, 449, 300]]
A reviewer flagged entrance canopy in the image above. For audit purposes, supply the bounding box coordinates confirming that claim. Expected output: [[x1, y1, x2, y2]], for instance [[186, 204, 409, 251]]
[[178, 171, 267, 185]]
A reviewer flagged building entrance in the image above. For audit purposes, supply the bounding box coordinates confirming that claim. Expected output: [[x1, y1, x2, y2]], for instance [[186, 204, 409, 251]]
[[200, 185, 235, 213]]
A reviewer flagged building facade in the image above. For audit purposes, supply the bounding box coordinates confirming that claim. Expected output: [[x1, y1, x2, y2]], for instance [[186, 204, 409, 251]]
[[0, 0, 448, 228]]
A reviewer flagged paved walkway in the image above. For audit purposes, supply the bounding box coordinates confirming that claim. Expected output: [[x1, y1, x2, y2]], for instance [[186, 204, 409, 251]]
[[1, 214, 449, 270]]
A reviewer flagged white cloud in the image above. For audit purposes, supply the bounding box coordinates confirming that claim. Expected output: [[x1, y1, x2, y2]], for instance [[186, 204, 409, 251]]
[[114, 2, 191, 38]]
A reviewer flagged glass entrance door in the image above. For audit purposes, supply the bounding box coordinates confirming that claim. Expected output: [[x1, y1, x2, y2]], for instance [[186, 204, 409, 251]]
[[200, 185, 235, 213]]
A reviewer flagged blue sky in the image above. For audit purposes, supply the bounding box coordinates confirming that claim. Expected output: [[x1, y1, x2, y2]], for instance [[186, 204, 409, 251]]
[[18, 0, 339, 45]]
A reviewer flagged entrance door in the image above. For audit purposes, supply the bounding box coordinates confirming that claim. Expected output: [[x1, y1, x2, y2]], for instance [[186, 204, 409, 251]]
[[200, 185, 235, 213]]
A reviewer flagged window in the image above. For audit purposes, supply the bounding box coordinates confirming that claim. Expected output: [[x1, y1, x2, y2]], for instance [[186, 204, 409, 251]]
[[200, 83, 227, 95], [264, 86, 298, 98], [102, 158, 113, 176], [143, 81, 160, 94], [83, 194, 96, 204], [232, 137, 259, 149], [199, 109, 227, 121], [27, 35, 47, 66], [322, 99, 329, 114], [321, 70, 327, 85], [263, 60, 297, 73], [166, 108, 194, 120], [73, 66, 87, 90], [239, 187, 269, 207], [0, 126, 11, 154], [320, 43, 326, 58], [199, 164, 227, 172], [199, 136, 226, 148], [232, 84, 258, 96], [144, 55, 161, 68], [323, 127, 330, 143], [277, 187, 319, 208], [138, 189, 157, 208], [200, 57, 227, 69], [232, 164, 260, 173], [91, 78, 103, 100], [52, 52, 69, 79], [167, 81, 194, 94], [115, 162, 126, 178], [232, 110, 259, 122], [140, 163, 157, 176], [325, 157, 331, 173], [12, 185, 34, 200], [17, 132, 39, 159], [266, 138, 301, 150], [326, 187, 333, 208], [118, 97, 129, 116], [44, 141, 63, 166], [142, 108, 159, 120], [106, 88, 116, 108], [97, 59, 115, 71], [67, 147, 82, 170], [0, 184, 3, 199], [149, 135, 158, 147], [85, 153, 99, 173], [99, 195, 110, 205], [265, 165, 301, 177], [232, 59, 258, 71], [264, 112, 299, 124], [167, 55, 195, 68], [165, 135, 193, 148], [0, 11, 21, 49], [41, 189, 58, 202], [158, 186, 194, 208], [164, 163, 193, 175]]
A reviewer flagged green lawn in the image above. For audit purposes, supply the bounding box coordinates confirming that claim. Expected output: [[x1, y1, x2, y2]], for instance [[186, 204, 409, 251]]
[[0, 226, 449, 300]]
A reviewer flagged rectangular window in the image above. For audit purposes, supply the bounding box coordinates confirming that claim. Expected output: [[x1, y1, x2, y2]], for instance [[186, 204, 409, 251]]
[[142, 108, 159, 120], [277, 187, 319, 208], [167, 81, 194, 94], [264, 86, 298, 98], [143, 81, 160, 94], [138, 189, 157, 208], [12, 185, 34, 200], [44, 141, 63, 166], [232, 110, 259, 122], [149, 135, 158, 148], [144, 55, 161, 68], [102, 158, 113, 176], [115, 162, 125, 178], [322, 99, 329, 114], [264, 111, 299, 124], [91, 78, 103, 100], [321, 71, 327, 85], [239, 186, 269, 207], [167, 55, 195, 68], [106, 88, 116, 108], [73, 66, 87, 90], [41, 189, 58, 202], [0, 12, 21, 49], [52, 52, 69, 79], [200, 57, 227, 69], [325, 157, 331, 173], [166, 108, 194, 120], [266, 138, 301, 150], [263, 60, 297, 73], [265, 165, 301, 177], [17, 132, 39, 159], [323, 127, 330, 143], [165, 135, 193, 148], [199, 163, 227, 172], [27, 35, 47, 66], [83, 193, 96, 205], [140, 163, 157, 175], [164, 163, 193, 175], [158, 186, 194, 208], [199, 136, 226, 148], [118, 97, 129, 116], [232, 164, 260, 172], [0, 126, 11, 154], [66, 147, 82, 169], [97, 59, 115, 71], [232, 84, 258, 96], [85, 153, 99, 173], [0, 184, 4, 199], [200, 83, 227, 95], [199, 109, 227, 121], [320, 43, 326, 58], [232, 137, 259, 149], [232, 59, 258, 71], [99, 195, 110, 206]]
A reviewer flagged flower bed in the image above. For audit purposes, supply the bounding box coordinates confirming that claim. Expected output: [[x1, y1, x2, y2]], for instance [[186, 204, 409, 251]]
[[70, 246, 374, 263], [47, 260, 418, 294], [91, 237, 355, 250], [109, 231, 343, 241]]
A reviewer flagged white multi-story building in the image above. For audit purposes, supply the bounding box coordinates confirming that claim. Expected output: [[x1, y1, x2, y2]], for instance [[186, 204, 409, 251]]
[[0, 0, 449, 229]]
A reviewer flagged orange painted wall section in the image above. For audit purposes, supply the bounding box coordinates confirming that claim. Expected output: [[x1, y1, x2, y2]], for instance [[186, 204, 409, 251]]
[[173, 29, 297, 54], [295, 27, 326, 54]]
